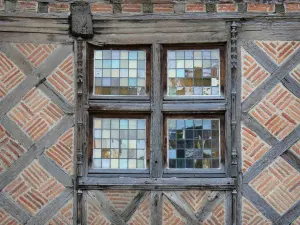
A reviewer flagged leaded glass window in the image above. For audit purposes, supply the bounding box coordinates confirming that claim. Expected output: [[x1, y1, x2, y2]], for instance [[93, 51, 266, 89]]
[[89, 44, 226, 175], [92, 118, 148, 169], [167, 49, 221, 96], [167, 119, 220, 169], [93, 49, 149, 96]]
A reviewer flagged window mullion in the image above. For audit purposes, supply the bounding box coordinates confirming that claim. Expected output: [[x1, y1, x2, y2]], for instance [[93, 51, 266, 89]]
[[150, 43, 163, 178]]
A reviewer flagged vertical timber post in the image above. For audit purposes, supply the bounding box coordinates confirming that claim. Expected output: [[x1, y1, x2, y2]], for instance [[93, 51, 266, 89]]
[[71, 2, 93, 224], [230, 21, 238, 225], [75, 37, 84, 225]]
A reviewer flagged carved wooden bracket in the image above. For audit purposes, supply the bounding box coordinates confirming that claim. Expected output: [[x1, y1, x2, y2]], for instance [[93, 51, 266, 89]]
[[70, 1, 93, 38]]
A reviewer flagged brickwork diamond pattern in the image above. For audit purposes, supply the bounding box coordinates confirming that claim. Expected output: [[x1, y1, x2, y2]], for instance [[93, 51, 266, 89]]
[[45, 128, 74, 175], [128, 194, 150, 225], [290, 63, 300, 84], [242, 124, 271, 172], [47, 55, 74, 103], [14, 43, 57, 68], [8, 87, 64, 141], [46, 200, 73, 225], [241, 48, 270, 101], [203, 199, 225, 225], [87, 194, 111, 225], [250, 156, 300, 215], [242, 197, 271, 225], [180, 190, 210, 213], [249, 83, 300, 140], [256, 41, 300, 65], [0, 207, 21, 225], [0, 125, 26, 174], [0, 51, 25, 100], [162, 196, 186, 225], [103, 190, 139, 214], [3, 160, 65, 216]]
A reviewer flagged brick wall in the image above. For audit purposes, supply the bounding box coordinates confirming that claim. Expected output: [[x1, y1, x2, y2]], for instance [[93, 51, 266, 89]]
[[1, 0, 300, 14], [0, 2, 300, 224], [87, 190, 225, 225], [241, 41, 300, 224], [0, 43, 74, 224]]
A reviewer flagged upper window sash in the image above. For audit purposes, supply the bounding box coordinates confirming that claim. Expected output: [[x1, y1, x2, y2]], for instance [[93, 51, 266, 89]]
[[162, 44, 226, 101], [89, 45, 151, 100]]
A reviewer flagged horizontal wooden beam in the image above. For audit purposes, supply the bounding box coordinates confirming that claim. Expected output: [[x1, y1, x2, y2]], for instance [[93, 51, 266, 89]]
[[0, 11, 299, 21], [0, 12, 69, 19], [78, 177, 235, 190], [163, 168, 226, 178], [162, 103, 226, 112], [88, 169, 150, 174], [92, 13, 300, 21], [88, 102, 151, 112]]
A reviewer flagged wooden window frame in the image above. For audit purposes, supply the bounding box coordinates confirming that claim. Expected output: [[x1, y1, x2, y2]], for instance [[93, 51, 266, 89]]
[[76, 19, 238, 225], [163, 113, 226, 177], [85, 42, 228, 178], [161, 43, 227, 178], [88, 45, 152, 101], [88, 113, 151, 176], [162, 44, 226, 100]]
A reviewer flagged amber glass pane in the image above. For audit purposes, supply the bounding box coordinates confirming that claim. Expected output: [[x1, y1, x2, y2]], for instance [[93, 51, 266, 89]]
[[93, 118, 147, 169], [167, 119, 220, 169], [94, 50, 147, 96], [167, 50, 220, 96]]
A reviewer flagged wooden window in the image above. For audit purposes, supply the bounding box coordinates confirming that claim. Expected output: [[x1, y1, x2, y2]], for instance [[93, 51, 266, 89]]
[[88, 45, 152, 175], [87, 43, 226, 177], [162, 44, 226, 99], [161, 44, 227, 177], [163, 114, 225, 171], [89, 45, 151, 99], [89, 114, 150, 171]]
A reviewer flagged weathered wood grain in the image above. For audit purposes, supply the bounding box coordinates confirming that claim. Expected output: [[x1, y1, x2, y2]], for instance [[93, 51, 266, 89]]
[[26, 188, 73, 225], [121, 191, 147, 222], [88, 191, 127, 225], [0, 192, 30, 224], [150, 43, 163, 178], [242, 184, 280, 222], [274, 201, 300, 225], [78, 177, 235, 190], [242, 48, 300, 113], [242, 113, 278, 146], [0, 115, 74, 190], [281, 150, 300, 173], [38, 154, 74, 187], [165, 191, 199, 225], [195, 191, 224, 222], [243, 126, 300, 183], [150, 191, 162, 225], [281, 75, 300, 99]]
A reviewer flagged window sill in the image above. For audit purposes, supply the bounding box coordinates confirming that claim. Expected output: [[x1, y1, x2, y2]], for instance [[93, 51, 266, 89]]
[[78, 177, 235, 190]]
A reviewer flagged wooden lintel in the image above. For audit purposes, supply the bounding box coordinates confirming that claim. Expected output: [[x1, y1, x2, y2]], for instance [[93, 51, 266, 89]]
[[78, 177, 235, 190]]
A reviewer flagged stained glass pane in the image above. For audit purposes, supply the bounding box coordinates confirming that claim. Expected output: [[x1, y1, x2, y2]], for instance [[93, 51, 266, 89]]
[[94, 50, 147, 96], [92, 118, 147, 169], [167, 119, 220, 169], [167, 49, 220, 96]]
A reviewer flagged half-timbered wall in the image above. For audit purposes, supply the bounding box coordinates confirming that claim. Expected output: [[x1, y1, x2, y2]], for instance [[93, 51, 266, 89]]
[[0, 1, 299, 225]]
